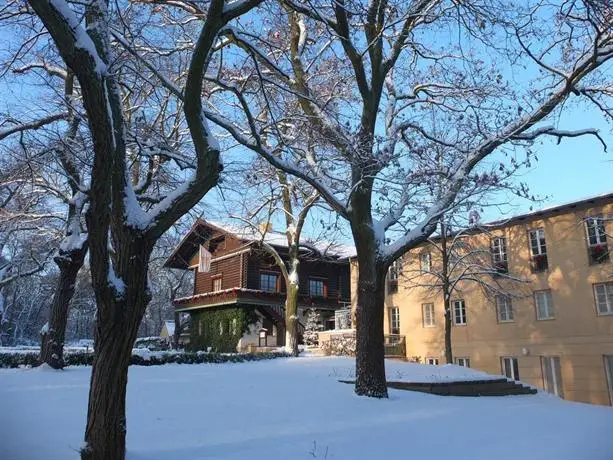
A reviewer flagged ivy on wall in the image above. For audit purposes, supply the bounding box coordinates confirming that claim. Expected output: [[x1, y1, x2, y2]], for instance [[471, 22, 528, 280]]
[[190, 307, 259, 352]]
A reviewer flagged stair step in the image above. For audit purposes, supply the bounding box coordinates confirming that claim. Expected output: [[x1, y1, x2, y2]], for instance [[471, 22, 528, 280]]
[[340, 379, 538, 397]]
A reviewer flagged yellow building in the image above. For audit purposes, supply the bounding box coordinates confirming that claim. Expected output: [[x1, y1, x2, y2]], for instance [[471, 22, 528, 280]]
[[381, 193, 613, 405]]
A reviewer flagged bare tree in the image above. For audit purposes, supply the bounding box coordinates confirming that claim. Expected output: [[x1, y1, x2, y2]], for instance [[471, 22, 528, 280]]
[[22, 0, 263, 458], [191, 0, 611, 397], [402, 215, 531, 364]]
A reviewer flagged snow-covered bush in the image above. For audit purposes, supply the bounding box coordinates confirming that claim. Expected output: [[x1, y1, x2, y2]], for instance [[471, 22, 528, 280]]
[[0, 350, 290, 368], [321, 336, 356, 357]]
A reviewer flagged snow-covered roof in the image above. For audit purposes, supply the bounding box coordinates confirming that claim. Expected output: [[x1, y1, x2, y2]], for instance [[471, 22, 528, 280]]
[[206, 220, 356, 258], [484, 190, 613, 228]]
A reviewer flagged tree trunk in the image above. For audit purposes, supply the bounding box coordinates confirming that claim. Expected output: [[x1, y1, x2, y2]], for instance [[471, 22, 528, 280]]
[[81, 238, 152, 460], [354, 260, 387, 398], [284, 281, 299, 357], [444, 295, 453, 364], [40, 248, 87, 369]]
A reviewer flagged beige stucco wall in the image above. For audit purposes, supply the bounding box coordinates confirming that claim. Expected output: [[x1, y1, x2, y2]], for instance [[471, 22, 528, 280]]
[[356, 201, 613, 405]]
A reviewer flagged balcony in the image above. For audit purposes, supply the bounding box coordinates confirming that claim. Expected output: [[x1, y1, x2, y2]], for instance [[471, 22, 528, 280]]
[[492, 260, 508, 275], [588, 244, 610, 265], [530, 254, 549, 272]]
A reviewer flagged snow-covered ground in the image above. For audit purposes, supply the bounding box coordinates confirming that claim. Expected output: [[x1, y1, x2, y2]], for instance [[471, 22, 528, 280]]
[[1, 356, 612, 460]]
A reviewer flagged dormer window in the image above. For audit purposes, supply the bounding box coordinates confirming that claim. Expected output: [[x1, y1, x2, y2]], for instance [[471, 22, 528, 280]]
[[586, 217, 609, 265]]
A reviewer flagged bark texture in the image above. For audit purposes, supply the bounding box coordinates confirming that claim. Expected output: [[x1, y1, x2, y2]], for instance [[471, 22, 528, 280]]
[[39, 246, 87, 368], [284, 281, 299, 357]]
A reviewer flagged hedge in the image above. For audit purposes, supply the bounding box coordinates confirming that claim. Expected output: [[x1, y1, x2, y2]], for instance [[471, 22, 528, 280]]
[[0, 350, 290, 369]]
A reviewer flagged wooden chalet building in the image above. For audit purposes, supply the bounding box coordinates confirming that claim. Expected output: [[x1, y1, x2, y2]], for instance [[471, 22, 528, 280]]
[[165, 219, 354, 352]]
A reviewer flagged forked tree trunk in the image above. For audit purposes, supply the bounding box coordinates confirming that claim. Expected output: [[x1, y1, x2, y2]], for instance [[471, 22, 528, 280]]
[[40, 247, 87, 369], [81, 239, 153, 460], [284, 281, 299, 357], [354, 259, 388, 398]]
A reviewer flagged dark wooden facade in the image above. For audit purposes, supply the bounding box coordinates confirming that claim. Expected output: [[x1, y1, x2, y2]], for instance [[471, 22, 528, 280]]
[[166, 219, 352, 310]]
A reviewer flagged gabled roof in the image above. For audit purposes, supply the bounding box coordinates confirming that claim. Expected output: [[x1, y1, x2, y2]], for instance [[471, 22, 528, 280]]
[[165, 218, 355, 269]]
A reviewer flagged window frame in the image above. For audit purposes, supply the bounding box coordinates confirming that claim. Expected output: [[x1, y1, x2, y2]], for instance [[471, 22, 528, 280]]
[[422, 303, 436, 328], [455, 357, 470, 367], [534, 290, 554, 320], [212, 275, 223, 292], [529, 228, 549, 272], [420, 252, 431, 272], [259, 271, 279, 293], [452, 299, 467, 326], [604, 355, 613, 406], [389, 306, 400, 335], [308, 278, 326, 298], [541, 356, 564, 398], [501, 357, 520, 381], [426, 357, 439, 365], [586, 216, 607, 246], [594, 282, 613, 315], [495, 295, 514, 323]]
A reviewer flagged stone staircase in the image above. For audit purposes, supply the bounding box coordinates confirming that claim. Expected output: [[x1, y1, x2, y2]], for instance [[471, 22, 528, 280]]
[[385, 378, 537, 396], [340, 378, 537, 397]]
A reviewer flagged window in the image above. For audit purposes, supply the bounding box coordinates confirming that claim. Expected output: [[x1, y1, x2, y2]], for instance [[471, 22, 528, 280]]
[[501, 357, 520, 381], [219, 320, 224, 335], [541, 356, 564, 397], [491, 236, 508, 273], [208, 236, 225, 253], [496, 295, 514, 323], [262, 318, 273, 335], [212, 276, 223, 292], [389, 307, 400, 334], [604, 356, 613, 405], [586, 217, 609, 264], [426, 357, 439, 365], [388, 259, 401, 281], [594, 282, 613, 315], [455, 357, 470, 367], [534, 290, 554, 320], [452, 299, 467, 325], [529, 228, 548, 272], [422, 303, 435, 327], [231, 318, 238, 335], [260, 272, 279, 292], [309, 278, 326, 297], [420, 252, 431, 272], [388, 259, 401, 293]]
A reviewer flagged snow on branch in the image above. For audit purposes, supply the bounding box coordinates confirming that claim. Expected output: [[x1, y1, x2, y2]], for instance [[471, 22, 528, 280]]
[[0, 113, 68, 141], [511, 126, 607, 151]]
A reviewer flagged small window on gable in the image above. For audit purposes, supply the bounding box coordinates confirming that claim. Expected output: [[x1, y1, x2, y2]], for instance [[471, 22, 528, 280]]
[[208, 236, 226, 254], [420, 252, 431, 272]]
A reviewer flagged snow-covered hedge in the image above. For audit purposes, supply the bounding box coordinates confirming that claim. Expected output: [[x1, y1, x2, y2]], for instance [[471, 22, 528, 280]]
[[0, 350, 290, 369], [321, 336, 356, 356]]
